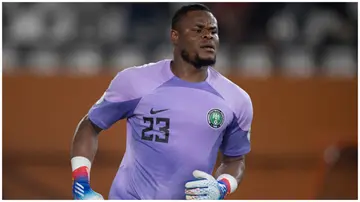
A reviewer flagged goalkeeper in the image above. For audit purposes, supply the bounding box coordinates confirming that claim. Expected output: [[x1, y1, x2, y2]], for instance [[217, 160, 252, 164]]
[[70, 4, 253, 200]]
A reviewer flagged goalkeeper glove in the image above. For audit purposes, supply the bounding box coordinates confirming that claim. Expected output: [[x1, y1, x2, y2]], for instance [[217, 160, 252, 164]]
[[185, 170, 238, 200], [72, 156, 104, 200]]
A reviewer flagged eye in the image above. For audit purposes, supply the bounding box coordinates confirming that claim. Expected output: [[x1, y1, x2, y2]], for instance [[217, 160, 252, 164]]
[[192, 27, 202, 33], [210, 28, 218, 34]]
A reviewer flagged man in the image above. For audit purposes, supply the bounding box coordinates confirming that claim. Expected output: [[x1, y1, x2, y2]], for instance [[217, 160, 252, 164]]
[[71, 4, 253, 200]]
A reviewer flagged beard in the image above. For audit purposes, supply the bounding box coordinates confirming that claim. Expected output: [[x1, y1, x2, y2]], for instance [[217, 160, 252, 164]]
[[181, 49, 216, 69]]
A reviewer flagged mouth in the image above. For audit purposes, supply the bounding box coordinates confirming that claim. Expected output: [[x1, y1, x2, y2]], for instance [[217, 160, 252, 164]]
[[200, 44, 215, 52]]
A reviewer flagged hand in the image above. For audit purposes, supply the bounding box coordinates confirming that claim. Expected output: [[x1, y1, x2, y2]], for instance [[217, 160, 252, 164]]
[[185, 170, 229, 200], [72, 166, 104, 200], [72, 180, 104, 200]]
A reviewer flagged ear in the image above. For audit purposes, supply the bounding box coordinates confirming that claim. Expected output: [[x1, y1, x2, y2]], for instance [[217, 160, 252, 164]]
[[170, 29, 179, 46]]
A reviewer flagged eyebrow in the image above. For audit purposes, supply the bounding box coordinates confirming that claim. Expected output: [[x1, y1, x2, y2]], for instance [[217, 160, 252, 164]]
[[195, 24, 217, 30]]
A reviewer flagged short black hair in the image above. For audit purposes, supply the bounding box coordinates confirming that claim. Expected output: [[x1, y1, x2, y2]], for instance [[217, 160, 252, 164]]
[[171, 4, 211, 30]]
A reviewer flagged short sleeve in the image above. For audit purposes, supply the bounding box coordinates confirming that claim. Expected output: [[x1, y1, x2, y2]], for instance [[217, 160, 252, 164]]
[[220, 96, 253, 156], [88, 69, 141, 130]]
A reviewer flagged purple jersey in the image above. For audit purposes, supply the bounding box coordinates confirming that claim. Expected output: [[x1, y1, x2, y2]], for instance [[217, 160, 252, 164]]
[[88, 59, 253, 199]]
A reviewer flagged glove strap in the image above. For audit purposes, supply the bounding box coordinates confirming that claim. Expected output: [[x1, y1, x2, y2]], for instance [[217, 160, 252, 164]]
[[217, 174, 238, 198], [72, 166, 90, 182], [217, 181, 229, 199]]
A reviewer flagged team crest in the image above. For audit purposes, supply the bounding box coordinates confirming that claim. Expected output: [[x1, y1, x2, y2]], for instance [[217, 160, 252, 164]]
[[207, 109, 225, 129]]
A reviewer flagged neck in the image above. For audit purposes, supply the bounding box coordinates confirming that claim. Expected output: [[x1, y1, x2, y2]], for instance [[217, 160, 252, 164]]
[[171, 54, 208, 83]]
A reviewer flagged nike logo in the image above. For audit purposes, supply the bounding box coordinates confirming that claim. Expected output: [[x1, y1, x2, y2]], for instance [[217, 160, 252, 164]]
[[150, 108, 169, 114]]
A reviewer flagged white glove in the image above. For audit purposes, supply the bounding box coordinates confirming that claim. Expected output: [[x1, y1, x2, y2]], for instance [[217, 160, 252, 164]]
[[185, 170, 237, 200]]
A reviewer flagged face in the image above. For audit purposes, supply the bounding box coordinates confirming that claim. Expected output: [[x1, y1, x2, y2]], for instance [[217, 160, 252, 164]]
[[172, 10, 219, 68]]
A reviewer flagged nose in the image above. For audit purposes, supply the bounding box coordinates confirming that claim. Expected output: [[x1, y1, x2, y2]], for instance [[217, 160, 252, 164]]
[[202, 30, 213, 40]]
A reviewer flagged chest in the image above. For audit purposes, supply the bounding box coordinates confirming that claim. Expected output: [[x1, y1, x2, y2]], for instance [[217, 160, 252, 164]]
[[133, 87, 233, 140]]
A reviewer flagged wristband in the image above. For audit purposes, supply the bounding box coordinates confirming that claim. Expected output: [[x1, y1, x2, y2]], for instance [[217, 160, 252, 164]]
[[71, 156, 91, 181]]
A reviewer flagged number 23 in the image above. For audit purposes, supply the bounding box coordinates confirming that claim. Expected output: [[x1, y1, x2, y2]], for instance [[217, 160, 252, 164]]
[[141, 117, 170, 143]]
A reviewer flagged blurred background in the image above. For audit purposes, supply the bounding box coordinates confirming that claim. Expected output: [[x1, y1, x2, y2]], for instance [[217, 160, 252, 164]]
[[3, 2, 358, 199]]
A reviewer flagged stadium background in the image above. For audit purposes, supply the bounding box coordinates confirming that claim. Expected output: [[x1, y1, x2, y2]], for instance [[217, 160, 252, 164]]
[[3, 2, 358, 199]]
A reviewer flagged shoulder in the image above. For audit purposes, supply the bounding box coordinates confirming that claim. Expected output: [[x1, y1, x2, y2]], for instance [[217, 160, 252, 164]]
[[208, 67, 252, 115], [115, 59, 169, 79], [110, 59, 172, 98]]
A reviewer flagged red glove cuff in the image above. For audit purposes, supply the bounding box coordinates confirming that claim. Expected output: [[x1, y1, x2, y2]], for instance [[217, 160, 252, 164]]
[[72, 166, 89, 182]]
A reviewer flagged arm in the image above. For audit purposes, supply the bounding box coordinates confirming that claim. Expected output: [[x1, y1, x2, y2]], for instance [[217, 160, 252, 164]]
[[70, 70, 140, 200], [214, 95, 253, 198], [70, 115, 102, 163], [70, 116, 104, 200], [215, 154, 245, 184], [70, 115, 105, 200]]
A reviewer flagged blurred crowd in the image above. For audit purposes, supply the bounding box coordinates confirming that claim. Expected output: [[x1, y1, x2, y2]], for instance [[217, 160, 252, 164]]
[[3, 2, 358, 77]]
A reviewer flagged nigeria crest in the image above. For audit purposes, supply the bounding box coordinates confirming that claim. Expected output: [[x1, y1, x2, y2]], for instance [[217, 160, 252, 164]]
[[207, 109, 225, 129]]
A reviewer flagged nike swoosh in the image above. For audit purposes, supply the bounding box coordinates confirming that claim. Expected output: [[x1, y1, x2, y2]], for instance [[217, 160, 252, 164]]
[[150, 108, 169, 114]]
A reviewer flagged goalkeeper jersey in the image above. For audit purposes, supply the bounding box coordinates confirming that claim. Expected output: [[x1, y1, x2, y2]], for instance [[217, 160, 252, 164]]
[[88, 59, 253, 199]]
